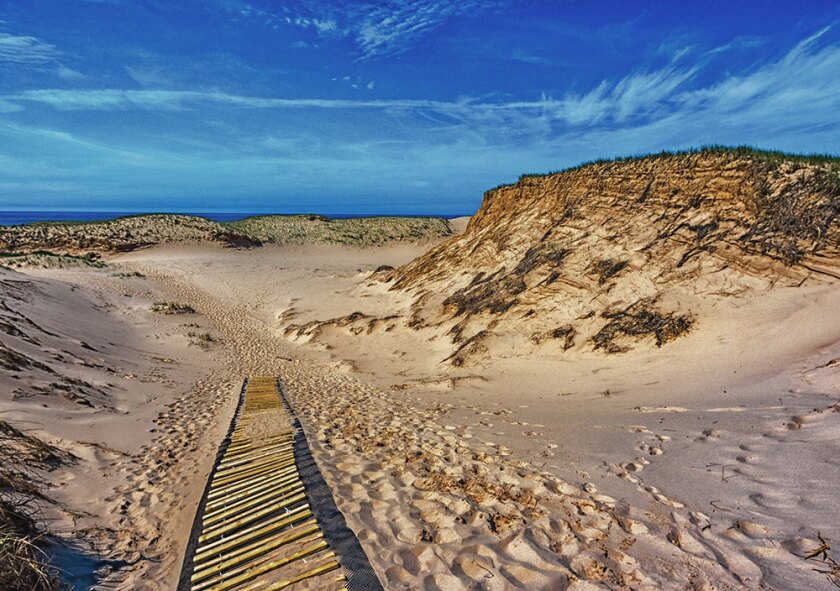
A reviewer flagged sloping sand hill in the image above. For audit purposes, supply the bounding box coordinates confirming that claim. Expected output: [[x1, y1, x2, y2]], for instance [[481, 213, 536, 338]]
[[0, 264, 236, 589]]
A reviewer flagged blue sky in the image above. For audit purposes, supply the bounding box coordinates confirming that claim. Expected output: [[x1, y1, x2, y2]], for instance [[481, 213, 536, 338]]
[[1, 1, 839, 215]]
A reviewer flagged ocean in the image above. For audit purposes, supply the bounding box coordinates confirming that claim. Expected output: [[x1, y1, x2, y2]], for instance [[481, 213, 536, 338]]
[[0, 211, 466, 226]]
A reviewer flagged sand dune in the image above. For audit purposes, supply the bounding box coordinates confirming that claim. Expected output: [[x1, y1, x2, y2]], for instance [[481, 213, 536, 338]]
[[1, 150, 838, 590], [3, 242, 838, 590], [0, 214, 454, 255], [0, 264, 239, 589], [118, 239, 837, 590]]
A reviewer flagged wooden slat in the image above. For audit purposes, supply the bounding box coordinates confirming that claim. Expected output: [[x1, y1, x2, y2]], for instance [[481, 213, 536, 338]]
[[211, 452, 296, 482], [204, 546, 332, 591], [194, 506, 312, 563], [206, 464, 298, 500], [191, 520, 320, 581], [245, 558, 342, 591], [192, 533, 325, 591], [186, 377, 343, 590], [203, 471, 300, 512], [202, 483, 305, 526], [201, 489, 307, 535]]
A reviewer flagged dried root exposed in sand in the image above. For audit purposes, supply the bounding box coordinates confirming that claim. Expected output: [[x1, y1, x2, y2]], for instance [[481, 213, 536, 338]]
[[803, 533, 840, 589], [592, 298, 694, 353]]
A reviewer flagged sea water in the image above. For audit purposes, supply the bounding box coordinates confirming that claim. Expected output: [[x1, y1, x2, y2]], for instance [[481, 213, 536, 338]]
[[0, 211, 466, 226]]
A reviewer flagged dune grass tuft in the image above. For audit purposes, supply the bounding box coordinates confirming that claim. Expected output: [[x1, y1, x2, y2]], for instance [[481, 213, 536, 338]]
[[0, 420, 63, 591], [151, 301, 195, 315]]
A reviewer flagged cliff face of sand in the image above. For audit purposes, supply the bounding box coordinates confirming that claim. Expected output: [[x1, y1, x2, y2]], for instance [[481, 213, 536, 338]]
[[372, 150, 839, 362], [0, 214, 454, 254]]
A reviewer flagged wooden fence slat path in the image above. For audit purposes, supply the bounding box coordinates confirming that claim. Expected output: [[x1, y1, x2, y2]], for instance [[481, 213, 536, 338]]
[[184, 376, 347, 591]]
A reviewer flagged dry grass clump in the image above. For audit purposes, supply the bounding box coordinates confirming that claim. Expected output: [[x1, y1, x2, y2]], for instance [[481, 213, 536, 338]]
[[443, 271, 526, 316], [530, 324, 576, 350], [487, 511, 520, 534], [443, 330, 490, 367], [151, 301, 195, 315], [0, 421, 65, 471], [590, 259, 629, 285], [803, 533, 840, 589], [0, 342, 39, 373], [592, 299, 694, 353], [187, 331, 217, 349], [743, 167, 840, 264], [551, 325, 576, 349], [416, 468, 538, 510], [0, 510, 57, 591], [443, 243, 570, 317], [0, 420, 66, 591], [512, 242, 571, 277]]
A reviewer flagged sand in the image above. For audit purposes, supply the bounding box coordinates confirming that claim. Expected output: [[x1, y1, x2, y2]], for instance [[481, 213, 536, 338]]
[[0, 263, 241, 589], [1, 236, 838, 590]]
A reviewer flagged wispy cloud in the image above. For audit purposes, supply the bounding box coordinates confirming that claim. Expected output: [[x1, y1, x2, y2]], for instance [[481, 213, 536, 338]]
[[4, 88, 457, 111], [212, 0, 509, 59], [348, 0, 497, 59], [10, 27, 835, 136], [125, 65, 174, 87], [510, 49, 553, 65], [704, 35, 768, 56], [0, 121, 166, 162], [56, 64, 85, 80], [2, 27, 839, 211], [0, 32, 59, 64], [683, 26, 839, 122]]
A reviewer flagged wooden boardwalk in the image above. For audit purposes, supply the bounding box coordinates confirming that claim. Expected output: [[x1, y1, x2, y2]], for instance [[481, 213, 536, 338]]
[[185, 376, 346, 591]]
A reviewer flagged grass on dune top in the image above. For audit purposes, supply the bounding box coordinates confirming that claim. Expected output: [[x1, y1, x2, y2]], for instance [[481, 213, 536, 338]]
[[492, 145, 840, 190], [24, 213, 216, 227], [0, 213, 454, 249]]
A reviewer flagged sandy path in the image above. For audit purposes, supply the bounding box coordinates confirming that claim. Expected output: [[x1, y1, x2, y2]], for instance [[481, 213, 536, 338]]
[[105, 248, 780, 591]]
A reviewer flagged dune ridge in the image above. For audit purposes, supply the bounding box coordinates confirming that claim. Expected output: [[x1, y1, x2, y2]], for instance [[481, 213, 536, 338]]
[[0, 214, 454, 254]]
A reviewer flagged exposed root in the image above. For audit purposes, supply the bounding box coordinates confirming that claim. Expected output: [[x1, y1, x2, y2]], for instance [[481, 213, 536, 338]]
[[592, 298, 694, 352]]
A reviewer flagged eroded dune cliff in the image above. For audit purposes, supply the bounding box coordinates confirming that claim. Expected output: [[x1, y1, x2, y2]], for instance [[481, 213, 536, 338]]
[[370, 149, 840, 363]]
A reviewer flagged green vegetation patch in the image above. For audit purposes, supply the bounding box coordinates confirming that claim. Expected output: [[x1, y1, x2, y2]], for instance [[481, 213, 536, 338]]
[[225, 214, 452, 246], [0, 251, 105, 269], [1, 213, 451, 253], [511, 145, 840, 186]]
